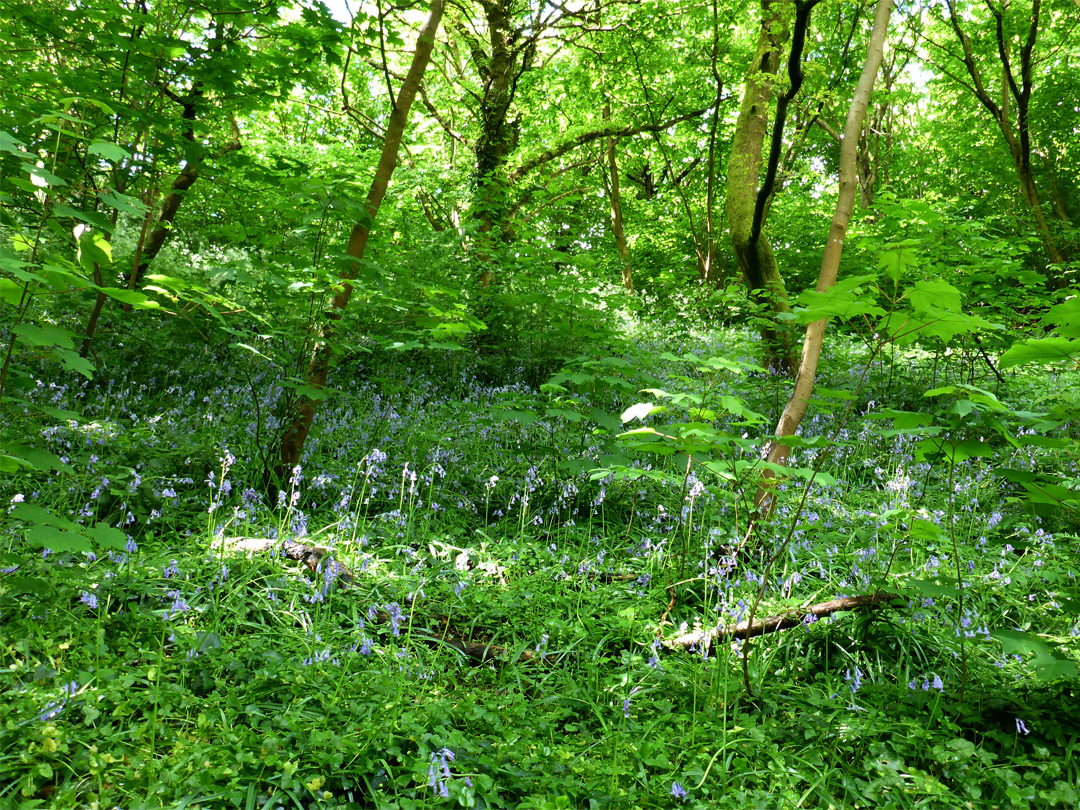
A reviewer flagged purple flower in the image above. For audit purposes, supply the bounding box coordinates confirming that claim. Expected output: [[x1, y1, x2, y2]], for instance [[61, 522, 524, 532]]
[[1016, 718, 1030, 735], [386, 602, 402, 636], [429, 748, 455, 797], [671, 781, 688, 800], [80, 592, 98, 610]]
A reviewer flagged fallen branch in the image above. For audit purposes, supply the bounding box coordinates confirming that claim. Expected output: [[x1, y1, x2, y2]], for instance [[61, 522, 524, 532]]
[[669, 592, 905, 649], [222, 536, 355, 585]]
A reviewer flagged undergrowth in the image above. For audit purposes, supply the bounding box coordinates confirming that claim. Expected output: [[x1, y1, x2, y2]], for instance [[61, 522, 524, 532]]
[[2, 318, 1079, 810]]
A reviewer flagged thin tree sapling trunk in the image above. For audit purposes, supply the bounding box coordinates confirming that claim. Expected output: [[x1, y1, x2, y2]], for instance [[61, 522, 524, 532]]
[[273, 0, 446, 485], [754, 0, 894, 512]]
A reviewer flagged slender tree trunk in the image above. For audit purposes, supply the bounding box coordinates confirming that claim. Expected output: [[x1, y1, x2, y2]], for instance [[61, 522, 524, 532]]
[[274, 0, 446, 482], [755, 0, 893, 512], [602, 105, 633, 292], [944, 0, 1065, 275], [700, 0, 725, 287], [126, 100, 238, 295]]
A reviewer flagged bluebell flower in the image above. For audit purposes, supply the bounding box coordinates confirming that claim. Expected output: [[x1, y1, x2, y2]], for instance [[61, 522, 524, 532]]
[[671, 781, 688, 800]]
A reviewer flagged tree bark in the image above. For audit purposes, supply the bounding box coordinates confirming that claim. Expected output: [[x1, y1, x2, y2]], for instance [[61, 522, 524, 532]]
[[274, 0, 446, 482], [943, 0, 1065, 275], [602, 105, 633, 292], [755, 0, 893, 512], [726, 0, 819, 376], [470, 0, 520, 287]]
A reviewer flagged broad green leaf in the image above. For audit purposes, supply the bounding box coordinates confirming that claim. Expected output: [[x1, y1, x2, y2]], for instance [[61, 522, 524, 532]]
[[26, 525, 91, 553], [905, 579, 962, 600], [77, 229, 113, 269], [1, 278, 24, 305], [2, 576, 50, 595], [97, 287, 159, 309], [588, 407, 623, 433], [909, 279, 963, 314], [87, 523, 128, 550], [999, 337, 1080, 369], [0, 130, 32, 157], [795, 274, 885, 323], [908, 518, 941, 540], [54, 348, 95, 379], [1043, 298, 1080, 338], [293, 385, 329, 401], [13, 323, 76, 349], [99, 189, 149, 216], [491, 409, 537, 426], [546, 407, 583, 423], [87, 141, 131, 162], [29, 166, 66, 187]]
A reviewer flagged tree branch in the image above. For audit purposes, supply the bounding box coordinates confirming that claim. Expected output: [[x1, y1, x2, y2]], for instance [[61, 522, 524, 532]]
[[507, 106, 707, 184], [669, 592, 905, 649]]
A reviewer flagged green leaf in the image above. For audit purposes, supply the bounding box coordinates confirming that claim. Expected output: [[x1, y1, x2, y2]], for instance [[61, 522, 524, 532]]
[[13, 323, 75, 349], [795, 274, 885, 323], [10, 502, 78, 529], [26, 525, 91, 553], [78, 229, 113, 269], [546, 407, 583, 423], [909, 279, 963, 314], [293, 385, 329, 401], [54, 348, 96, 379], [87, 141, 131, 162], [87, 522, 128, 550], [3, 576, 50, 595], [999, 337, 1080, 369], [588, 407, 623, 433], [0, 130, 32, 157], [905, 579, 961, 600], [1043, 298, 1080, 338], [1, 278, 24, 305], [908, 518, 941, 540], [491, 409, 537, 426], [97, 287, 159, 309], [99, 189, 149, 216]]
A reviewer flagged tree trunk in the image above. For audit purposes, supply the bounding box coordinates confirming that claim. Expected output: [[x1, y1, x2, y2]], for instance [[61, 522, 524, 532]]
[[273, 0, 446, 483], [602, 105, 633, 292], [471, 0, 518, 287], [943, 0, 1065, 276], [725, 0, 799, 376], [755, 0, 894, 512], [700, 0, 726, 287]]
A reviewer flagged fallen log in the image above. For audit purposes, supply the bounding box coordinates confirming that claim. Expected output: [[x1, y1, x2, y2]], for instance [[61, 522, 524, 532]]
[[669, 592, 906, 649]]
